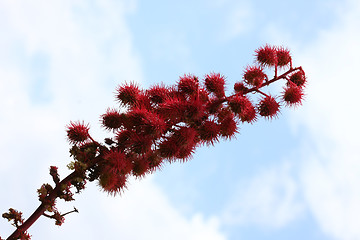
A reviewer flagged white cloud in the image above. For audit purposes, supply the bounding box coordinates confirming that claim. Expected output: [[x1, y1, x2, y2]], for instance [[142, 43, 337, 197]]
[[289, 0, 360, 239], [0, 1, 226, 239], [101, 176, 225, 240], [301, 149, 360, 240], [222, 162, 303, 228]]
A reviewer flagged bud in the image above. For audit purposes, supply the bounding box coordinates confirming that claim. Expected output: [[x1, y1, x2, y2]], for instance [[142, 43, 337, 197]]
[[53, 210, 65, 226], [49, 166, 60, 184]]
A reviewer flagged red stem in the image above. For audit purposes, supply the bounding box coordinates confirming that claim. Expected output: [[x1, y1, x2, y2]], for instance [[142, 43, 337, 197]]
[[6, 171, 79, 240], [244, 67, 301, 94]]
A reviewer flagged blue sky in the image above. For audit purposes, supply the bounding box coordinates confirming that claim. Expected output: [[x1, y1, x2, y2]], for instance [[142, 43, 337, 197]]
[[1, 0, 360, 239]]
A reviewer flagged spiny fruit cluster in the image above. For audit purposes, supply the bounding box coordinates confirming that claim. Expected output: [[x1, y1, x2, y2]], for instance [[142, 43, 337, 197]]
[[2, 45, 306, 240], [66, 45, 305, 196]]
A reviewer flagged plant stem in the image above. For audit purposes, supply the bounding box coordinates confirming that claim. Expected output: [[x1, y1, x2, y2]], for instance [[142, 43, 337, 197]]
[[6, 171, 79, 240]]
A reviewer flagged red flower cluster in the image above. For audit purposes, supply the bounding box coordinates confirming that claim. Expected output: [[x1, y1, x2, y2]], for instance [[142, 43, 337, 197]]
[[2, 209, 31, 240]]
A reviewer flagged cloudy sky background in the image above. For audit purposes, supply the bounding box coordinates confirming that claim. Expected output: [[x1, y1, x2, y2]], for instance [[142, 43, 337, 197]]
[[1, 0, 360, 239]]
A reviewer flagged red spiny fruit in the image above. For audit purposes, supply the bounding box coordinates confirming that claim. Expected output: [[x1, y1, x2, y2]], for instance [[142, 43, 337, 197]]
[[66, 121, 90, 144], [158, 127, 198, 160], [206, 98, 224, 114], [116, 82, 141, 106], [276, 46, 292, 67], [167, 85, 182, 99], [129, 133, 153, 154], [116, 130, 132, 149], [103, 149, 132, 175], [228, 95, 256, 123], [255, 45, 277, 67], [158, 137, 180, 159], [176, 143, 196, 161], [126, 108, 148, 127], [147, 84, 169, 104], [243, 66, 267, 88], [258, 95, 280, 119], [99, 173, 127, 196], [228, 95, 248, 114], [283, 82, 303, 106], [142, 109, 166, 135], [218, 113, 238, 139], [132, 155, 151, 177], [289, 70, 306, 87], [157, 97, 185, 123], [183, 99, 205, 121], [217, 108, 233, 122], [240, 103, 257, 123], [127, 108, 166, 136], [234, 82, 248, 94], [178, 74, 199, 95], [198, 120, 220, 145], [198, 88, 210, 103], [134, 93, 152, 110], [147, 152, 163, 171], [174, 127, 198, 147], [101, 108, 125, 131], [204, 72, 226, 98]]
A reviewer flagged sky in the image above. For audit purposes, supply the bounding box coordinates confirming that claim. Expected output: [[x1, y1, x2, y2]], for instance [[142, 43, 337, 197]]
[[0, 0, 360, 239]]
